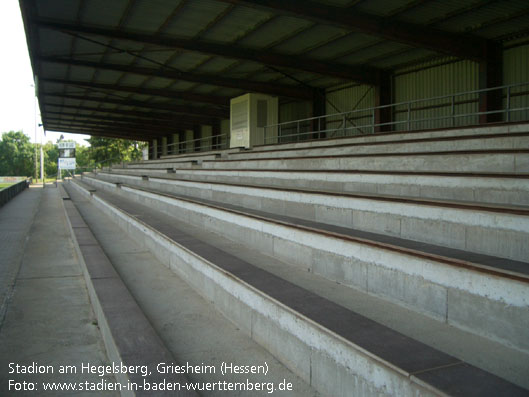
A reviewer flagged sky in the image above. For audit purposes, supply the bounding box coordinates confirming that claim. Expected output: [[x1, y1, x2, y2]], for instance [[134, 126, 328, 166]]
[[0, 0, 90, 146]]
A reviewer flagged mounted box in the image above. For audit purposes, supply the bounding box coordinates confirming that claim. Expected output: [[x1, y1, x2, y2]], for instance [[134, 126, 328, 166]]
[[230, 93, 278, 148]]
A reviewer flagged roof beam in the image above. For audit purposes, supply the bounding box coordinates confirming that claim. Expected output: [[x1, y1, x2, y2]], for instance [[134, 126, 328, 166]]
[[219, 0, 491, 62], [44, 116, 178, 136], [35, 19, 378, 84], [45, 124, 151, 141], [45, 110, 198, 130], [39, 56, 315, 99], [43, 103, 218, 125], [41, 77, 230, 107], [44, 120, 157, 139], [43, 92, 227, 120]]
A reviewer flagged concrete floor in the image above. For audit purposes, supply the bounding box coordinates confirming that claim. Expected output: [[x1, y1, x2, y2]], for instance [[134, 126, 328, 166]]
[[0, 186, 117, 396]]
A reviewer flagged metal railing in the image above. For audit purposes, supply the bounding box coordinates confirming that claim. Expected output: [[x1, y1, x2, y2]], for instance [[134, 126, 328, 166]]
[[263, 82, 529, 145], [150, 134, 228, 159]]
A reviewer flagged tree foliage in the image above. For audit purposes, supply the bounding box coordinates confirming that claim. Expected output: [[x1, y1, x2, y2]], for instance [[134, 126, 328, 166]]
[[86, 137, 144, 166], [0, 131, 145, 178], [0, 131, 35, 177]]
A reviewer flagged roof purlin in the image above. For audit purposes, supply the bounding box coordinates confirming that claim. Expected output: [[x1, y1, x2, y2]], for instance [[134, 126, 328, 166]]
[[34, 19, 379, 84]]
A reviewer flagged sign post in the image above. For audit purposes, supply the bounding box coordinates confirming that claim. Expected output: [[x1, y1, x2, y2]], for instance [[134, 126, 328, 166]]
[[58, 141, 76, 179]]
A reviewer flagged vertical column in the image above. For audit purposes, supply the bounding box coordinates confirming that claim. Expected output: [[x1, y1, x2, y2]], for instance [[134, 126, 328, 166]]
[[152, 139, 158, 159], [185, 129, 194, 153], [479, 43, 503, 124], [312, 88, 326, 139], [201, 125, 212, 151], [172, 133, 180, 155], [161, 137, 168, 157], [374, 71, 392, 133], [193, 124, 201, 152], [212, 122, 221, 150]]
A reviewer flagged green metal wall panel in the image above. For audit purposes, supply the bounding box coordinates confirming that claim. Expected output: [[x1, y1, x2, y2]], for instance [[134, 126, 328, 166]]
[[503, 43, 529, 122], [278, 100, 312, 142], [394, 59, 479, 131], [325, 84, 375, 137]]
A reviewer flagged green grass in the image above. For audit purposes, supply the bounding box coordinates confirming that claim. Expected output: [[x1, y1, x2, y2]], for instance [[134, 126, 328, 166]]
[[0, 183, 14, 189]]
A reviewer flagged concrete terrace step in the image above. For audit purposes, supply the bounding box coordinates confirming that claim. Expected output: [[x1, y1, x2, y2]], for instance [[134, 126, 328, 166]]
[[99, 168, 529, 207], [201, 148, 529, 173], [229, 131, 529, 160], [249, 123, 529, 153], [59, 183, 196, 396], [88, 173, 529, 263], [79, 175, 529, 354], [159, 147, 243, 160], [67, 178, 529, 396], [127, 153, 221, 168], [62, 182, 318, 396]]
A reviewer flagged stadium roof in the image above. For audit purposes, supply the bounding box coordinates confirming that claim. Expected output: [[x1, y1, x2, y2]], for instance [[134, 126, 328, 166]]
[[20, 0, 529, 140]]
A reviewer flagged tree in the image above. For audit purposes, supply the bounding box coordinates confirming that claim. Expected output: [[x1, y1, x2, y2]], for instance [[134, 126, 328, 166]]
[[0, 131, 35, 177], [42, 140, 58, 177], [86, 137, 145, 167]]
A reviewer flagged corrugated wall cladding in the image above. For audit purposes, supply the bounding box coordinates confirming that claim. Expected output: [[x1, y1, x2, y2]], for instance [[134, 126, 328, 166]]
[[394, 59, 479, 130], [325, 84, 375, 137], [503, 43, 529, 122], [221, 119, 230, 147], [277, 100, 313, 142]]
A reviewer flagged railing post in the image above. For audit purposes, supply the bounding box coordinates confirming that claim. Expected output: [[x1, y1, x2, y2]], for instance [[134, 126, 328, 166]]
[[372, 108, 375, 134], [342, 115, 346, 136], [407, 102, 411, 131], [297, 121, 300, 141], [451, 95, 455, 127], [506, 86, 511, 122]]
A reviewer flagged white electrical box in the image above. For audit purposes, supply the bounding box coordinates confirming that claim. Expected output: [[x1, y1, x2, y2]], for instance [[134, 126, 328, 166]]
[[230, 93, 278, 148]]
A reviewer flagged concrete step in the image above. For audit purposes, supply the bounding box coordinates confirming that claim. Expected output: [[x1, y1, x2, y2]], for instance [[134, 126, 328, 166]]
[[99, 166, 529, 208], [159, 147, 243, 160], [250, 123, 529, 153], [128, 153, 221, 168], [79, 175, 529, 354], [67, 177, 529, 396], [229, 132, 529, 161], [88, 173, 529, 263], [202, 149, 529, 173], [60, 183, 196, 396], [62, 182, 318, 396]]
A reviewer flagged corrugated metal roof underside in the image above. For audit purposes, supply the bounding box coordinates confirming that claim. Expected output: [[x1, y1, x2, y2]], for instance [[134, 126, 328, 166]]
[[20, 0, 529, 139]]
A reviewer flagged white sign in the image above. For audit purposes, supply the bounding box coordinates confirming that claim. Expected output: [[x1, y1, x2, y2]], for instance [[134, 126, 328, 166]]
[[58, 158, 76, 170], [58, 142, 76, 149]]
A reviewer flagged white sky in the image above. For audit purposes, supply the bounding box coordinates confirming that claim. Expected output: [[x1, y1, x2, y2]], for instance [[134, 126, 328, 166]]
[[0, 0, 90, 146]]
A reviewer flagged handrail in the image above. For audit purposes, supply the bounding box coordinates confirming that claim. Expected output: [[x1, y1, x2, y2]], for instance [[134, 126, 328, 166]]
[[263, 81, 529, 145]]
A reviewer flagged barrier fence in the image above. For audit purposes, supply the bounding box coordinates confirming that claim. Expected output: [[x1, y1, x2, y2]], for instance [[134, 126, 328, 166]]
[[0, 179, 31, 207]]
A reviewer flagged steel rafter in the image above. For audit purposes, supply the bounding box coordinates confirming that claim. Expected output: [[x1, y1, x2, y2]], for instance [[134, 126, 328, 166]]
[[43, 92, 227, 119], [41, 78, 230, 107], [35, 19, 379, 84], [39, 56, 314, 99], [218, 0, 492, 62]]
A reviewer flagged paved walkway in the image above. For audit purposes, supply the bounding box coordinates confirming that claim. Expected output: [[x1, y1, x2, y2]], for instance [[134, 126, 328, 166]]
[[0, 185, 116, 395]]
